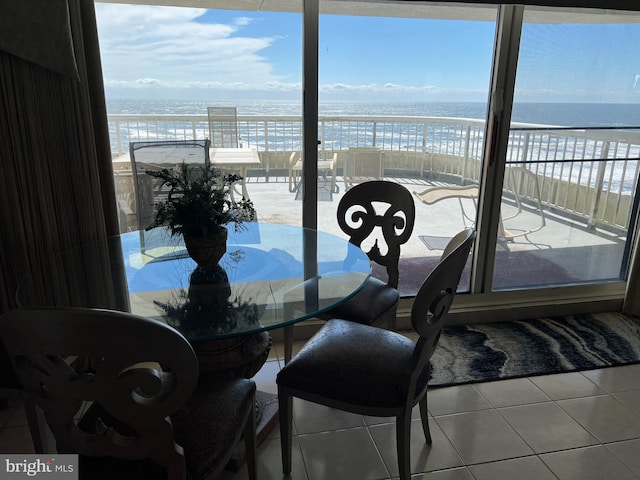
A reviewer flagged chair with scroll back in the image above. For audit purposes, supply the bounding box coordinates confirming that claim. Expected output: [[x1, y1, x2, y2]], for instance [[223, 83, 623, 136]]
[[277, 228, 475, 480], [282, 180, 415, 363], [0, 307, 257, 480]]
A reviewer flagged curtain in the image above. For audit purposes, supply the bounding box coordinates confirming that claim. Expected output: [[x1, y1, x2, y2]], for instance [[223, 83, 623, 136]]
[[0, 0, 123, 388]]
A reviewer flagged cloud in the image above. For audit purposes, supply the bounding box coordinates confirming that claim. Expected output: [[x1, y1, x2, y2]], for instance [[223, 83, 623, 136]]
[[635, 74, 640, 89], [135, 78, 162, 87], [320, 83, 437, 94], [95, 4, 280, 89]]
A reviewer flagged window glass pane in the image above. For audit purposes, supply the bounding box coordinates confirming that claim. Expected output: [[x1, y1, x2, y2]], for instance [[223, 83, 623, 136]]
[[492, 7, 640, 290], [318, 1, 497, 295], [96, 2, 304, 231]]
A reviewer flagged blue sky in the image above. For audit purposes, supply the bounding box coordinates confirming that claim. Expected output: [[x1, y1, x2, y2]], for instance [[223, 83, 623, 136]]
[[95, 3, 640, 104]]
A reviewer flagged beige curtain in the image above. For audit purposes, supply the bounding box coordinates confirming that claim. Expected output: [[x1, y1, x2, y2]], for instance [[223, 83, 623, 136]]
[[0, 0, 123, 387]]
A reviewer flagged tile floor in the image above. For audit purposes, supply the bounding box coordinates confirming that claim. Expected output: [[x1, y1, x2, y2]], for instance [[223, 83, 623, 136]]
[[4, 339, 640, 480]]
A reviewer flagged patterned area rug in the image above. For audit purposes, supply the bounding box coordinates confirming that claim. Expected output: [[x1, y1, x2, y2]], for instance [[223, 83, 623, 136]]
[[429, 312, 640, 387]]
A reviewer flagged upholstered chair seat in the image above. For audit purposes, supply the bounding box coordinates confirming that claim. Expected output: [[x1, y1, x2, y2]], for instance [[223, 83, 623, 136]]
[[277, 319, 426, 408]]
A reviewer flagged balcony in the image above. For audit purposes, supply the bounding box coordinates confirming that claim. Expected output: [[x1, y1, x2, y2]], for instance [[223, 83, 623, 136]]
[[108, 113, 640, 296]]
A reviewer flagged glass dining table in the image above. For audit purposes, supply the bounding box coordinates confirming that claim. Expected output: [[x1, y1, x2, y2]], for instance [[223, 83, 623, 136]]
[[18, 222, 370, 338], [16, 221, 371, 460]]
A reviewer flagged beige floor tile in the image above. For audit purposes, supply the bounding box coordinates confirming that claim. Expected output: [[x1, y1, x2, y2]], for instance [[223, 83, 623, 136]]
[[368, 418, 464, 476], [606, 438, 640, 477], [529, 372, 606, 400], [413, 467, 475, 479], [612, 389, 640, 416], [468, 456, 557, 480], [427, 385, 492, 416], [473, 378, 550, 407], [252, 359, 279, 395], [558, 395, 640, 443], [540, 445, 638, 480], [434, 410, 533, 465], [298, 427, 389, 480], [498, 402, 598, 453], [581, 366, 640, 393], [292, 398, 365, 435], [224, 436, 308, 480]]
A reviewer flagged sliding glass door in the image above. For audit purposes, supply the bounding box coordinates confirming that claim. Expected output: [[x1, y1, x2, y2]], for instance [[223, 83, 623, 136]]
[[491, 7, 640, 290], [316, 1, 498, 295], [96, 0, 640, 307]]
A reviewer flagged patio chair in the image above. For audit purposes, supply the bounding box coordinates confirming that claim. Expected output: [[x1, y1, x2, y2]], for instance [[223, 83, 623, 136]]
[[208, 107, 241, 148], [0, 307, 257, 480], [344, 147, 384, 190], [277, 229, 476, 480], [129, 139, 211, 233], [501, 165, 546, 239], [413, 166, 546, 241], [129, 139, 211, 254], [288, 152, 338, 199], [282, 180, 415, 363], [413, 184, 479, 228]]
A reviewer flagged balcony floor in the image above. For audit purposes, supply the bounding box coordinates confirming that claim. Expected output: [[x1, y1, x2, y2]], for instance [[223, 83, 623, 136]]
[[242, 174, 628, 295]]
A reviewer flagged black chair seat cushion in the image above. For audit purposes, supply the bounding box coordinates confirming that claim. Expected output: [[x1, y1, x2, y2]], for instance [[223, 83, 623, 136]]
[[327, 277, 399, 325], [277, 319, 428, 409], [172, 377, 256, 480]]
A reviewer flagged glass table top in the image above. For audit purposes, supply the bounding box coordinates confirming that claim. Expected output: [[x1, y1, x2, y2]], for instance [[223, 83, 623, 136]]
[[17, 223, 371, 342]]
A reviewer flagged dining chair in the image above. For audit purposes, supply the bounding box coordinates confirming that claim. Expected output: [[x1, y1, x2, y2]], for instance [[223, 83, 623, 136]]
[[277, 228, 475, 480], [282, 180, 415, 363], [207, 106, 241, 148], [326, 180, 415, 323], [0, 307, 257, 480]]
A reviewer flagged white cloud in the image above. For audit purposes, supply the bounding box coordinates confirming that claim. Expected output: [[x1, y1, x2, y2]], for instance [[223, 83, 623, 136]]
[[95, 4, 280, 89]]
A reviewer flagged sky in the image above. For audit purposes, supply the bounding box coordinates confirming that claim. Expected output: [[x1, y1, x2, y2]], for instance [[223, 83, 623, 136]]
[[94, 3, 640, 104]]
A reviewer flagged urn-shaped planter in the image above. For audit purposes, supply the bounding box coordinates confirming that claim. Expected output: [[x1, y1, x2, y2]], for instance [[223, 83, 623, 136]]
[[184, 228, 228, 268]]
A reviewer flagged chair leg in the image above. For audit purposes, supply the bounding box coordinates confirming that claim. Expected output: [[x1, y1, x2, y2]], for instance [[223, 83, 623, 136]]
[[396, 412, 412, 480], [244, 394, 258, 480], [283, 325, 293, 364], [419, 395, 432, 444], [278, 389, 293, 475]]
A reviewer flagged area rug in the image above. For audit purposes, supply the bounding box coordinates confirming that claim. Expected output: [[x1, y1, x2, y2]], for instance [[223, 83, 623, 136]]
[[429, 312, 640, 387]]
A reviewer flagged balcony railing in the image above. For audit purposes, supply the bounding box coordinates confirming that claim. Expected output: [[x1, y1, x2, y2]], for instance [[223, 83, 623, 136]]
[[108, 114, 640, 232]]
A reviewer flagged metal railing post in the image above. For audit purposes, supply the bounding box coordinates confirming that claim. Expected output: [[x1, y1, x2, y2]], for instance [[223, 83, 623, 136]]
[[589, 140, 611, 229]]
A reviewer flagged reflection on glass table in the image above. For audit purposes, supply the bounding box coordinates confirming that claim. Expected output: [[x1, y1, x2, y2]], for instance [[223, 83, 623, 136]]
[[123, 222, 371, 342]]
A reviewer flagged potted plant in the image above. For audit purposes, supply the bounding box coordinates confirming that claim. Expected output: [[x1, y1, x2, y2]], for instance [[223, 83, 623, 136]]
[[145, 162, 256, 267]]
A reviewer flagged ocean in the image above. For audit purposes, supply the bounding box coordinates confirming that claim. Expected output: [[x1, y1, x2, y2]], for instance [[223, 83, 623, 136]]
[[106, 99, 640, 128], [106, 99, 640, 194]]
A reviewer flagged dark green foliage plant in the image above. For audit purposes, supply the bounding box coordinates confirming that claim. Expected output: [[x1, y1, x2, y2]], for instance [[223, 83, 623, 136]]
[[145, 162, 256, 237]]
